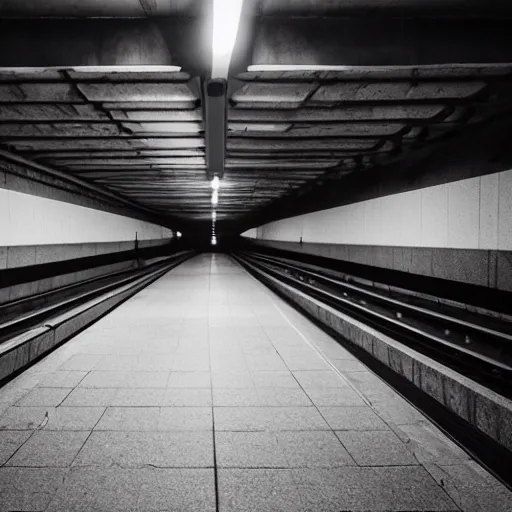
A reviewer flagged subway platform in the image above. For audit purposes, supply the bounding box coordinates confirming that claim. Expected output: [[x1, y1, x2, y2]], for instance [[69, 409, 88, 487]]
[[0, 254, 510, 512]]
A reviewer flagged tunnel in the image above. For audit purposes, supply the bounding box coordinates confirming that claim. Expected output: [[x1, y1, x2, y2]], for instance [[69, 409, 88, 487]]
[[1, 1, 512, 511]]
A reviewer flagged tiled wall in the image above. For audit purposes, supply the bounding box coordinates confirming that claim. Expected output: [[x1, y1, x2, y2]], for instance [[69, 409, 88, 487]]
[[243, 169, 512, 251], [0, 188, 172, 246]]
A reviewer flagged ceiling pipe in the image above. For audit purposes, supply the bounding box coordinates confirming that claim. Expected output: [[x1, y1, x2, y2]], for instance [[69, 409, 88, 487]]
[[205, 78, 227, 181]]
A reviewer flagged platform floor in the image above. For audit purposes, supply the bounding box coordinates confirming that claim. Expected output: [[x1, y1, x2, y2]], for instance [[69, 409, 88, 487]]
[[0, 254, 510, 511]]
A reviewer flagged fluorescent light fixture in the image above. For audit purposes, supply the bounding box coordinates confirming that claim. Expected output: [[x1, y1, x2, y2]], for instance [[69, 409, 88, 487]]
[[211, 176, 220, 190], [211, 236, 217, 246], [247, 65, 354, 72], [247, 64, 512, 73], [70, 65, 182, 73], [212, 0, 244, 79], [0, 65, 183, 73], [176, 231, 182, 238], [211, 190, 219, 205], [212, 211, 217, 221]]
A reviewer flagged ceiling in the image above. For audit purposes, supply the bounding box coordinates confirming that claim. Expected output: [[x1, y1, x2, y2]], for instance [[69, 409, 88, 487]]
[[2, 0, 512, 18], [0, 1, 512, 238]]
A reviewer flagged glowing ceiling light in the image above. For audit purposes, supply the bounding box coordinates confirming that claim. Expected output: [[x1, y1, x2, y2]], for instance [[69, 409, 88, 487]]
[[211, 236, 217, 246], [211, 190, 219, 206], [247, 65, 353, 72], [70, 65, 182, 73], [212, 0, 244, 79], [212, 211, 217, 221], [176, 231, 182, 238], [211, 176, 220, 191]]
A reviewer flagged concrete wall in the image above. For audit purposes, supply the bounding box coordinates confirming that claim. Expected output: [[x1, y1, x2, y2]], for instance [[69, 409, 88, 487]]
[[0, 188, 172, 247], [243, 169, 512, 251], [0, 161, 175, 303]]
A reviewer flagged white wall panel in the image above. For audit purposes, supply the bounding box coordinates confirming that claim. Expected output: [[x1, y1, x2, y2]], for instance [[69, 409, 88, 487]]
[[498, 170, 512, 251], [241, 228, 257, 238], [0, 188, 172, 246], [421, 184, 448, 247], [448, 178, 480, 249], [244, 168, 512, 251], [479, 173, 499, 249]]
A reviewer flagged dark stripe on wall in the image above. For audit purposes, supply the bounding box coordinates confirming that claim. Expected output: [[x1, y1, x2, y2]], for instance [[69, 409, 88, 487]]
[[242, 239, 512, 315], [0, 240, 175, 289], [0, 239, 172, 271]]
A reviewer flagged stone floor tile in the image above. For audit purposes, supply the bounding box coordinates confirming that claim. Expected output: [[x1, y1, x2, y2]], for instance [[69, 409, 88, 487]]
[[73, 431, 214, 468], [173, 355, 210, 372], [270, 407, 330, 431], [344, 371, 398, 401], [94, 355, 138, 371], [6, 431, 89, 467], [277, 431, 355, 467], [59, 354, 102, 371], [396, 422, 471, 464], [372, 395, 426, 425], [424, 461, 512, 512], [281, 355, 332, 371], [0, 406, 49, 430], [161, 388, 212, 407], [123, 371, 169, 388], [214, 407, 274, 431], [60, 388, 118, 407], [36, 371, 87, 388], [257, 388, 312, 407], [305, 387, 366, 407], [215, 431, 288, 468], [136, 468, 216, 512], [45, 468, 141, 512], [293, 466, 458, 511], [251, 371, 301, 389], [79, 371, 129, 388], [331, 358, 368, 372], [45, 407, 105, 431], [0, 468, 67, 511], [135, 354, 175, 371], [246, 355, 289, 371], [211, 372, 255, 389], [95, 407, 160, 431], [215, 405, 329, 432], [293, 370, 345, 390], [111, 388, 165, 407], [319, 406, 391, 431], [211, 359, 249, 373], [218, 469, 304, 512], [336, 430, 419, 466], [213, 388, 311, 407], [15, 387, 72, 407], [316, 342, 356, 360], [0, 430, 31, 464], [158, 407, 213, 430], [168, 371, 211, 388]]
